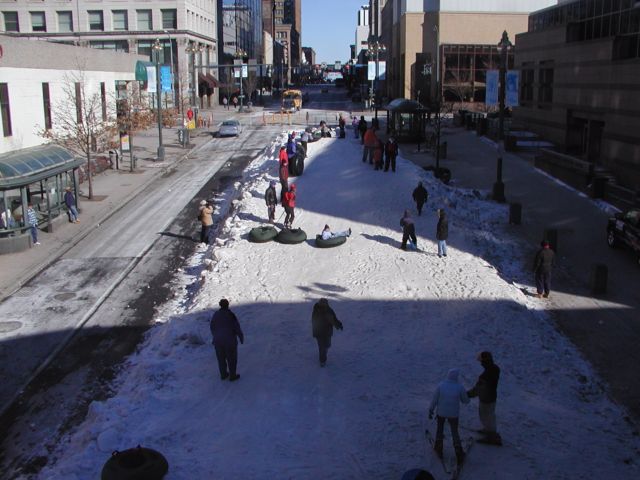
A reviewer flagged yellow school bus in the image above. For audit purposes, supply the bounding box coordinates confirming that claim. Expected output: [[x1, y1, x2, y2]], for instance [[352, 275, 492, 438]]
[[282, 89, 302, 112]]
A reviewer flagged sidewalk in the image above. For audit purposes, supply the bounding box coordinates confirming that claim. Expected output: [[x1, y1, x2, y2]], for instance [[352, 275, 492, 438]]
[[0, 121, 217, 302]]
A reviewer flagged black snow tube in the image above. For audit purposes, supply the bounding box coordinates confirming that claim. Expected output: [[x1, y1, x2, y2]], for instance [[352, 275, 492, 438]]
[[249, 225, 278, 243], [295, 155, 305, 176], [276, 228, 307, 244], [101, 446, 168, 480], [315, 234, 347, 248]]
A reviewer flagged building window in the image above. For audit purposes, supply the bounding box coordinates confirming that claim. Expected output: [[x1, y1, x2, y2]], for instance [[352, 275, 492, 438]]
[[520, 66, 534, 104], [89, 40, 129, 52], [161, 9, 177, 29], [75, 82, 82, 124], [0, 84, 12, 137], [42, 83, 52, 130], [57, 11, 73, 32], [30, 11, 46, 32], [3, 11, 19, 32], [538, 62, 554, 107], [112, 10, 128, 31], [88, 10, 104, 31], [100, 83, 107, 121], [137, 9, 152, 31]]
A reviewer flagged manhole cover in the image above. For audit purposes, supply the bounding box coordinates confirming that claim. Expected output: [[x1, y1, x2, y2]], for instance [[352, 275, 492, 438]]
[[54, 292, 76, 301], [0, 321, 22, 333]]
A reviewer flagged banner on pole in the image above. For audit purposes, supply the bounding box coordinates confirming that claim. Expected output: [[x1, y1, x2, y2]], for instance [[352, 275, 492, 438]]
[[242, 64, 248, 78], [485, 70, 498, 106], [160, 66, 172, 92], [146, 66, 157, 93], [378, 61, 386, 80], [506, 70, 520, 107], [367, 61, 375, 81]]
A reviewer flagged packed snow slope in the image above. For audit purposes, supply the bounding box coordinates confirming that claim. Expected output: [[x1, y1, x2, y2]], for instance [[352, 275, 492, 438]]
[[36, 133, 639, 480]]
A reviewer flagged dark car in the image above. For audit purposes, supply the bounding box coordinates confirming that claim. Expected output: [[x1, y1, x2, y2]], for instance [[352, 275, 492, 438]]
[[607, 209, 640, 265]]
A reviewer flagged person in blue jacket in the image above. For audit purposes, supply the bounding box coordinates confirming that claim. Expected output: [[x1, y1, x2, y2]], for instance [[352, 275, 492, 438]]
[[428, 368, 470, 464], [210, 298, 244, 382]]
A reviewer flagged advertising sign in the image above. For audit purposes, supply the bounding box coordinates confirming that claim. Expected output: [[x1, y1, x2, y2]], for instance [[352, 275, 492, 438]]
[[146, 66, 157, 93], [367, 61, 375, 81], [120, 134, 130, 152], [378, 61, 386, 80], [485, 70, 498, 106], [506, 70, 520, 107]]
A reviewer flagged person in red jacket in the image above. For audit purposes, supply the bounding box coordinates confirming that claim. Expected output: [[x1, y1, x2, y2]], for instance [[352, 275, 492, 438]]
[[283, 183, 297, 229], [278, 148, 289, 204], [278, 145, 288, 165], [362, 127, 379, 164], [373, 139, 384, 170]]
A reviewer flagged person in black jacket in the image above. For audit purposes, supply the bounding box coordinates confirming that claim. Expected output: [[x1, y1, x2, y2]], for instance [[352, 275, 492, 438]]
[[533, 240, 555, 298], [210, 299, 244, 381], [412, 182, 429, 215], [436, 209, 448, 257], [400, 209, 417, 250], [358, 116, 368, 145], [467, 351, 502, 445], [265, 180, 278, 222], [311, 298, 343, 366]]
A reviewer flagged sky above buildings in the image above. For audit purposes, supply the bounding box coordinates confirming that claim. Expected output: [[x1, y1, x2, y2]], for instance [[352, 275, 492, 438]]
[[302, 0, 361, 64]]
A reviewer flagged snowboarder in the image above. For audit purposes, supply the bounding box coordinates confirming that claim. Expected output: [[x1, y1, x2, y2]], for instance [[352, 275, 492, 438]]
[[321, 224, 351, 240], [362, 125, 378, 164], [384, 135, 398, 172], [198, 200, 214, 245], [265, 180, 278, 223], [311, 298, 343, 367], [209, 299, 244, 382], [467, 351, 502, 446], [533, 240, 555, 298], [428, 369, 470, 464], [358, 116, 368, 144], [64, 186, 80, 223], [436, 209, 448, 257], [283, 183, 296, 229], [400, 209, 417, 250], [412, 182, 429, 216]]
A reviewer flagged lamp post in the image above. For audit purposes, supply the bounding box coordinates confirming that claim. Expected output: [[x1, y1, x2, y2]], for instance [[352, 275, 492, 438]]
[[366, 40, 386, 112], [186, 42, 204, 108], [234, 48, 247, 112], [163, 29, 176, 112], [152, 39, 164, 161], [433, 24, 442, 172], [492, 30, 512, 203]]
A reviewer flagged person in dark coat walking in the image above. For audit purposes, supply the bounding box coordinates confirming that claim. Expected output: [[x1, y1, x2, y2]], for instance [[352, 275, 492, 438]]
[[311, 298, 343, 366], [265, 180, 278, 222], [358, 116, 368, 144], [436, 209, 448, 257], [384, 136, 398, 172], [412, 182, 429, 215], [400, 209, 417, 250], [210, 298, 244, 381], [467, 351, 502, 445], [533, 240, 555, 298]]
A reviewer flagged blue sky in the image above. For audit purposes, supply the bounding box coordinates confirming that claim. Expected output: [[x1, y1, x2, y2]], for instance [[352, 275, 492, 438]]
[[301, 0, 361, 64]]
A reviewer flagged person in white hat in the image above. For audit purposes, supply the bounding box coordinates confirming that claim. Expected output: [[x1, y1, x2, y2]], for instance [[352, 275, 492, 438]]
[[198, 200, 213, 244]]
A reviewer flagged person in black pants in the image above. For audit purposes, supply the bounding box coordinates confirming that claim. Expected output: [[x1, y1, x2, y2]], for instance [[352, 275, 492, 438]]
[[210, 299, 244, 381], [400, 209, 417, 250], [311, 298, 343, 366], [412, 182, 429, 215], [358, 116, 368, 145], [533, 240, 555, 298]]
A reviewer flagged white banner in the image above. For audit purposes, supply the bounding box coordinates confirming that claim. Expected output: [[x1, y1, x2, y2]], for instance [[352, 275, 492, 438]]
[[485, 70, 498, 106], [367, 61, 375, 81], [146, 66, 156, 93], [506, 70, 520, 107], [378, 61, 386, 80]]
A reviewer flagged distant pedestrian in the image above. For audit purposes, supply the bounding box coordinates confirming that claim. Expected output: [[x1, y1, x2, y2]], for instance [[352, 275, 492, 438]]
[[283, 183, 296, 229], [384, 135, 398, 172], [26, 202, 39, 245], [210, 298, 244, 382], [436, 209, 448, 257], [222, 96, 229, 110], [352, 116, 359, 138], [232, 96, 238, 109], [311, 298, 343, 367], [198, 200, 214, 245], [64, 186, 80, 223], [358, 116, 368, 144], [467, 351, 502, 446], [412, 182, 429, 216], [400, 209, 417, 250], [300, 130, 310, 157], [428, 368, 470, 464], [362, 126, 378, 164], [533, 240, 555, 298], [265, 180, 278, 223], [338, 114, 346, 138]]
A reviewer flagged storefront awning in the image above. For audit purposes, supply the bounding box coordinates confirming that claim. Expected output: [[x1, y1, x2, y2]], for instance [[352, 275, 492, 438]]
[[382, 98, 428, 113], [198, 73, 217, 89], [135, 61, 154, 82], [205, 73, 219, 87], [0, 144, 84, 189]]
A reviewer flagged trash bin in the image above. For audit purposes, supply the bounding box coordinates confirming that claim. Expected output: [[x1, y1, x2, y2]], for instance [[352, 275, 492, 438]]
[[177, 128, 190, 147]]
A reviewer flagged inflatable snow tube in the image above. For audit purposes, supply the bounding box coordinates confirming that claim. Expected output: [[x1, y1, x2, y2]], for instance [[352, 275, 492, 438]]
[[295, 156, 305, 176], [101, 446, 168, 480], [276, 228, 307, 244], [315, 234, 347, 248], [249, 225, 278, 243]]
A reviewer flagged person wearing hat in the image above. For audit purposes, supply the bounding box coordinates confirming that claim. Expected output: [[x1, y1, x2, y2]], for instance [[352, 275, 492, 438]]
[[400, 209, 417, 250], [311, 298, 343, 367], [265, 180, 278, 223], [320, 224, 351, 240], [198, 200, 214, 244], [209, 298, 244, 381], [278, 148, 289, 203], [533, 240, 555, 298], [467, 351, 502, 445], [436, 209, 448, 257], [64, 186, 79, 223], [282, 183, 296, 229]]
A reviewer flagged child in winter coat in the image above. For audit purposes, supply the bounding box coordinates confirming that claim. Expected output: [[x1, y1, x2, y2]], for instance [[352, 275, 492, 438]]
[[265, 180, 278, 222], [283, 184, 297, 228]]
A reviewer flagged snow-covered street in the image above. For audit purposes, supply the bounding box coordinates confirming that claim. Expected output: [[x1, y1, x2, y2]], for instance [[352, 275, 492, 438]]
[[35, 133, 639, 479]]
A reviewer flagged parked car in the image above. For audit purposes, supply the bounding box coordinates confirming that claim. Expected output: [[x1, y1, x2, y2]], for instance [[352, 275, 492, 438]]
[[607, 209, 640, 265], [218, 120, 242, 137]]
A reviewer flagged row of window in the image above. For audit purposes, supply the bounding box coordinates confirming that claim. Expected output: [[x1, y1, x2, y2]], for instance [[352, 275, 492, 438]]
[[529, 0, 640, 34], [520, 64, 554, 107], [1, 9, 177, 33]]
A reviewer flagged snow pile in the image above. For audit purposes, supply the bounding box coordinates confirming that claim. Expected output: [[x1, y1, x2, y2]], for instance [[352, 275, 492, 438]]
[[35, 134, 639, 479]]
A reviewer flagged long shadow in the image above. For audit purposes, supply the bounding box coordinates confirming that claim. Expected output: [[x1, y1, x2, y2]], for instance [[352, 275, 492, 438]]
[[361, 232, 399, 249], [157, 231, 197, 242]]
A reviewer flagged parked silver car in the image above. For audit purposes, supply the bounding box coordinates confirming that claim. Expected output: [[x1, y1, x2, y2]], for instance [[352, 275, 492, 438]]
[[219, 120, 242, 137]]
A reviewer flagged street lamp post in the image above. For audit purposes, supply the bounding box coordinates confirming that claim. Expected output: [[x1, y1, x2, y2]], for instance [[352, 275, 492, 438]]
[[492, 30, 512, 203], [367, 40, 386, 113], [152, 39, 164, 161], [163, 30, 176, 112], [434, 24, 442, 172], [234, 49, 247, 112], [186, 42, 204, 108]]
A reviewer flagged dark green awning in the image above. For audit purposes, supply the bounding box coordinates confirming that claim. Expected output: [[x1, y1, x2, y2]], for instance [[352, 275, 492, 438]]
[[135, 61, 154, 81], [383, 98, 428, 113], [0, 144, 83, 189]]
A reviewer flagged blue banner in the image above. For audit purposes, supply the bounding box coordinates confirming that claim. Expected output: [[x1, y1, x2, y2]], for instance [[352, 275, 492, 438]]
[[160, 66, 172, 92], [506, 70, 520, 107], [485, 70, 498, 106]]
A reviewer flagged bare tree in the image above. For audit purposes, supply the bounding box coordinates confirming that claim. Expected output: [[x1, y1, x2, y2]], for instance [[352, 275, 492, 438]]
[[444, 69, 474, 105], [114, 81, 154, 171], [243, 71, 258, 105]]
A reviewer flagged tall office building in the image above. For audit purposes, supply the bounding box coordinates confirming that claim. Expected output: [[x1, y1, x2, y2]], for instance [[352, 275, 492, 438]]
[[273, 0, 301, 84], [355, 5, 369, 62]]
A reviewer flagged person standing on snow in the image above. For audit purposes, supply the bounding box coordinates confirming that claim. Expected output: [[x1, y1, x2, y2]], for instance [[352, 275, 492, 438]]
[[358, 116, 368, 144], [533, 240, 555, 298], [198, 200, 214, 245], [352, 116, 359, 138], [373, 139, 384, 170], [467, 351, 502, 445], [362, 125, 379, 164], [300, 130, 310, 157], [400, 209, 417, 250], [265, 180, 278, 223], [412, 182, 429, 216], [278, 148, 289, 203], [210, 298, 244, 382], [384, 135, 398, 172], [436, 208, 448, 257], [311, 298, 343, 367], [428, 368, 470, 464], [283, 183, 297, 229]]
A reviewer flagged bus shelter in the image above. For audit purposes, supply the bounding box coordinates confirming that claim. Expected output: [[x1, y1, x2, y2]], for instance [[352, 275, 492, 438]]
[[382, 98, 428, 142], [0, 144, 83, 254]]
